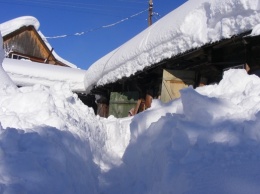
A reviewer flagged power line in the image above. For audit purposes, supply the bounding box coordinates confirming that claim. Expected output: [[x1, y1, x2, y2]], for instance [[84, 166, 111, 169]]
[[17, 0, 139, 9], [116, 0, 147, 4], [45, 8, 148, 39], [0, 0, 144, 17], [1, 0, 142, 11]]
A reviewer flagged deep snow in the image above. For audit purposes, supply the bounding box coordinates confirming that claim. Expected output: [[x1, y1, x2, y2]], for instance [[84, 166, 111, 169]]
[[1, 0, 260, 193], [1, 42, 260, 193]]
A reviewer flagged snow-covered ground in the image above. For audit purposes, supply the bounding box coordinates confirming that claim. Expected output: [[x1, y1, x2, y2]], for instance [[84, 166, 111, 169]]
[[1, 29, 260, 193], [1, 0, 260, 193]]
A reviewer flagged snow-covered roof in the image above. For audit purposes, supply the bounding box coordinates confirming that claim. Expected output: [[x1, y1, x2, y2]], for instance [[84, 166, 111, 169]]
[[0, 16, 77, 68], [0, 16, 40, 36], [2, 58, 86, 93], [38, 31, 77, 68], [84, 0, 260, 93]]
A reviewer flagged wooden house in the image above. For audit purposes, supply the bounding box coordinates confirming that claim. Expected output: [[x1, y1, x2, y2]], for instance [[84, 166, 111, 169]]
[[1, 16, 75, 68], [84, 0, 260, 118], [1, 16, 89, 101]]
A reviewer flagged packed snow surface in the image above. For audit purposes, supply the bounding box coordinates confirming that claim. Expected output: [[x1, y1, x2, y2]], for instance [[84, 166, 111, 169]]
[[84, 0, 260, 93]]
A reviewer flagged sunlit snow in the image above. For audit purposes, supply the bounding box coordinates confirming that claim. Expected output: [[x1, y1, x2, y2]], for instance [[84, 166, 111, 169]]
[[84, 0, 260, 93], [0, 0, 260, 193]]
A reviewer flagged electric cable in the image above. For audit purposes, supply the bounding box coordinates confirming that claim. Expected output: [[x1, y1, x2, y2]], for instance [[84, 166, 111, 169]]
[[45, 8, 148, 39]]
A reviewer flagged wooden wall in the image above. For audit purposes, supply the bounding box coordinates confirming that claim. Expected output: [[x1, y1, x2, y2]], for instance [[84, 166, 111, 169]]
[[3, 26, 67, 67]]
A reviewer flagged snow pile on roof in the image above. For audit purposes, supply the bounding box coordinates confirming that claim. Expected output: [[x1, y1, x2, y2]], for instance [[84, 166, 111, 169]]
[[0, 16, 77, 68], [84, 0, 260, 93], [0, 16, 40, 36], [2, 58, 86, 92]]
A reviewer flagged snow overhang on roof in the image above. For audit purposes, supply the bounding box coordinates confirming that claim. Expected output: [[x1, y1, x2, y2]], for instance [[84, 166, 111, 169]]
[[2, 58, 86, 93], [0, 16, 40, 37], [84, 0, 260, 94], [38, 31, 78, 69]]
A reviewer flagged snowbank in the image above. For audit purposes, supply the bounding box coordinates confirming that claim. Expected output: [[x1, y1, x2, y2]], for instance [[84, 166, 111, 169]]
[[0, 85, 100, 194], [0, 36, 130, 193], [1, 63, 260, 193], [100, 69, 260, 194], [84, 0, 260, 93], [1, 1, 260, 193], [0, 83, 131, 194]]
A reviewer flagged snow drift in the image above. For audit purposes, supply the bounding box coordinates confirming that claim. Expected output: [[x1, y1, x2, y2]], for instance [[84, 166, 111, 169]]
[[99, 69, 260, 194], [1, 0, 260, 193]]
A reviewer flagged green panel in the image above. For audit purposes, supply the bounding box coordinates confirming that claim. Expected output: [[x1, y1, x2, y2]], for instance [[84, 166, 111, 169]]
[[109, 92, 139, 118]]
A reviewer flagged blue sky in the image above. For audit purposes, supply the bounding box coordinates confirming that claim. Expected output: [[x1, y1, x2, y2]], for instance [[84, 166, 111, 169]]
[[0, 0, 187, 69]]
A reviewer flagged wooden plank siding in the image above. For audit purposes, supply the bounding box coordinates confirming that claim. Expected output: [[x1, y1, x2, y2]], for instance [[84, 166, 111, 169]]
[[160, 70, 195, 102], [3, 26, 69, 67]]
